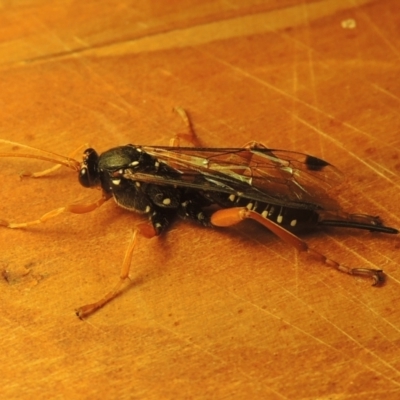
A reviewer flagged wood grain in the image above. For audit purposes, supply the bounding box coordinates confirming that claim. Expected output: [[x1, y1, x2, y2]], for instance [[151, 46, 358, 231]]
[[1, 1, 400, 398]]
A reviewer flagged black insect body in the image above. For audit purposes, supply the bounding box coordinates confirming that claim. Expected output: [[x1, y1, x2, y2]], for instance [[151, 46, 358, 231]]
[[80, 143, 396, 235], [80, 146, 214, 236], [0, 110, 398, 318]]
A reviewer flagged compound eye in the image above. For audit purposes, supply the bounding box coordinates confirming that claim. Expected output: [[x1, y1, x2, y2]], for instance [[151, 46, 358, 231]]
[[79, 148, 99, 188]]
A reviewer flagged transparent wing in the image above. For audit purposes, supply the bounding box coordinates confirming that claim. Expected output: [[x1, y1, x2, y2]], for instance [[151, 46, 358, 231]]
[[125, 145, 343, 210]]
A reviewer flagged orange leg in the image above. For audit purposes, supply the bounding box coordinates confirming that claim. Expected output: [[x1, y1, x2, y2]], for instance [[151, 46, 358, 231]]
[[76, 222, 157, 318], [0, 192, 111, 229], [211, 207, 384, 286], [170, 107, 202, 147]]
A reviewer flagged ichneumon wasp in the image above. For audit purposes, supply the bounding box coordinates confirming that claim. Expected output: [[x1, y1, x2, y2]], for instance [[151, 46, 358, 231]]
[[0, 108, 398, 318]]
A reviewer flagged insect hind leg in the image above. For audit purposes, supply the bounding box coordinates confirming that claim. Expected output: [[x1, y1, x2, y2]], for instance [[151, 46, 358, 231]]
[[211, 207, 385, 286]]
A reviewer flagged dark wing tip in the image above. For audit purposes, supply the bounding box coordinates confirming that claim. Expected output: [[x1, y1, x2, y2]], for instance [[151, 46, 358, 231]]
[[305, 155, 330, 171]]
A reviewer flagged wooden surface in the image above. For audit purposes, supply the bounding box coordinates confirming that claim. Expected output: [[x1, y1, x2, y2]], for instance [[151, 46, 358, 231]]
[[1, 1, 400, 398]]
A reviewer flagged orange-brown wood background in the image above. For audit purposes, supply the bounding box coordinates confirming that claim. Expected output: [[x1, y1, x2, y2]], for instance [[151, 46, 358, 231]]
[[1, 1, 400, 398]]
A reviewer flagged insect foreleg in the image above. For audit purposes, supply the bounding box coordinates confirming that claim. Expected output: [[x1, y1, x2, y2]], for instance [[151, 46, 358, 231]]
[[211, 207, 385, 286], [0, 192, 111, 229]]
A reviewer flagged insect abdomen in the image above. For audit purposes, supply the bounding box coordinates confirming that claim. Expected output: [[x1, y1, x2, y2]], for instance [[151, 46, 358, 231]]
[[243, 201, 319, 232], [206, 191, 319, 232]]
